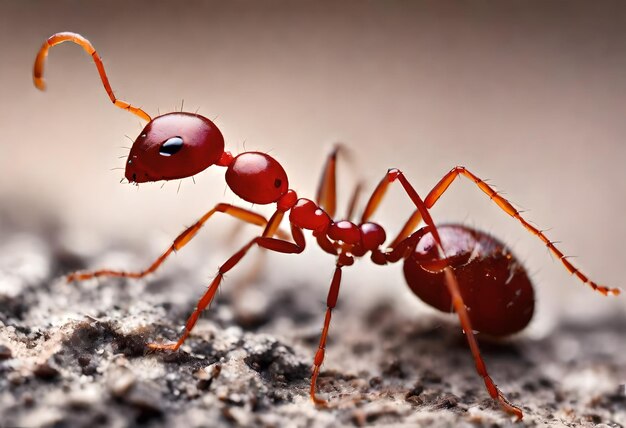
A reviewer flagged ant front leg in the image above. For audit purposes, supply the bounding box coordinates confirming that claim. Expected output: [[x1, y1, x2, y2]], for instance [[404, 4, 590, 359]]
[[361, 169, 523, 419], [148, 213, 306, 351], [425, 166, 620, 296], [67, 203, 277, 282]]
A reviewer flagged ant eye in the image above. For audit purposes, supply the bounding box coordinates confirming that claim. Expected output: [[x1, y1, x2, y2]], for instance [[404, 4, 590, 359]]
[[159, 137, 184, 156], [274, 178, 282, 188]]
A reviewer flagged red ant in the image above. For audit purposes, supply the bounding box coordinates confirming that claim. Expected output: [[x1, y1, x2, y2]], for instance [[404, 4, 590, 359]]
[[33, 32, 620, 420]]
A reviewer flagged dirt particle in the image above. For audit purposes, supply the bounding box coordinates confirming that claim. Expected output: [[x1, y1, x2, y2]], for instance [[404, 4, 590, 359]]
[[582, 413, 602, 424], [369, 376, 383, 387], [33, 361, 60, 380], [421, 369, 442, 384], [108, 367, 136, 397], [124, 381, 164, 421], [0, 344, 12, 359], [194, 363, 221, 391], [243, 337, 308, 383], [434, 392, 460, 409], [8, 371, 23, 386], [405, 382, 425, 405], [22, 392, 35, 407], [77, 354, 91, 366], [381, 358, 406, 378]]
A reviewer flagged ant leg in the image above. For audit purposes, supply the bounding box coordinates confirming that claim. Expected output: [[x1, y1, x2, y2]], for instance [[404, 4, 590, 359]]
[[425, 166, 620, 296], [387, 210, 423, 249], [442, 267, 523, 419], [315, 144, 346, 218], [345, 181, 363, 222], [33, 32, 151, 121], [67, 203, 275, 282], [362, 169, 523, 419], [361, 169, 442, 244], [310, 263, 343, 405], [361, 169, 425, 248], [148, 215, 306, 351], [315, 145, 340, 217], [316, 144, 362, 219]]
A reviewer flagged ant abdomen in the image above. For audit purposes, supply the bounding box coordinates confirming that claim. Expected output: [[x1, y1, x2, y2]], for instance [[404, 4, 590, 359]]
[[403, 225, 535, 337]]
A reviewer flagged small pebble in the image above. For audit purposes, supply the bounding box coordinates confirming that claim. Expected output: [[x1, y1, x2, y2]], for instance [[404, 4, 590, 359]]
[[33, 362, 60, 380], [0, 344, 12, 360], [434, 393, 459, 409], [108, 368, 136, 397], [8, 372, 23, 386], [405, 383, 425, 405], [125, 381, 163, 414], [22, 392, 34, 407], [77, 354, 91, 367]]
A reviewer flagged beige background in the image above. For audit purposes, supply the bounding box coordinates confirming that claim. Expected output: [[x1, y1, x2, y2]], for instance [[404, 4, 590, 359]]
[[1, 1, 625, 327]]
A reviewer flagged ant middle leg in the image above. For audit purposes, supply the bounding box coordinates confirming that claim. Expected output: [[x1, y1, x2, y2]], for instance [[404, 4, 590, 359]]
[[310, 261, 345, 405], [149, 216, 306, 351], [425, 166, 620, 296], [66, 203, 275, 282]]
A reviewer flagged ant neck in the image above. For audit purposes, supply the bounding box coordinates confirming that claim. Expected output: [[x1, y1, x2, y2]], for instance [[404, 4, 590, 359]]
[[216, 151, 234, 167]]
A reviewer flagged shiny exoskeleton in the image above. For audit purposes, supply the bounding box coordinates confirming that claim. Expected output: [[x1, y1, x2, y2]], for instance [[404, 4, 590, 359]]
[[33, 32, 620, 421]]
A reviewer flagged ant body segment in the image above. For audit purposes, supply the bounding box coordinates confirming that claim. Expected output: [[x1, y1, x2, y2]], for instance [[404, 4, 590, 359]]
[[33, 32, 620, 420]]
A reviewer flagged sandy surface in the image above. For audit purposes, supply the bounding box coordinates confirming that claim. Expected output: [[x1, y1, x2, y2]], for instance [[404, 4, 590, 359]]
[[1, 213, 625, 428]]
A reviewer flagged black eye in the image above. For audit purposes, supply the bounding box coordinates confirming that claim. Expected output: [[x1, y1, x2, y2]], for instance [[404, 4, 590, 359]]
[[159, 137, 184, 156], [274, 178, 282, 188]]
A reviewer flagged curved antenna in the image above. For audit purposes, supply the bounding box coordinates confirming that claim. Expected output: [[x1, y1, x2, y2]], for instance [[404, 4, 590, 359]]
[[33, 32, 152, 122]]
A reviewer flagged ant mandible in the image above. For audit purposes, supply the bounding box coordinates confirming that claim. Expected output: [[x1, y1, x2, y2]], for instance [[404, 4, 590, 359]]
[[33, 32, 620, 420]]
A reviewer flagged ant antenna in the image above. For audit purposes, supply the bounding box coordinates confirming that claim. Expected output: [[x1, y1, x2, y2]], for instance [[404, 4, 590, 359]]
[[33, 32, 152, 122]]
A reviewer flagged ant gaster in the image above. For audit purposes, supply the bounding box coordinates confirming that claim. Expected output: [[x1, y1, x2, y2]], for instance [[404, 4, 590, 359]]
[[33, 32, 621, 420]]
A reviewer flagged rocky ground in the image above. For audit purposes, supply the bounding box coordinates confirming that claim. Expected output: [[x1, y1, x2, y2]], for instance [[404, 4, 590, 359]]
[[1, 215, 625, 428]]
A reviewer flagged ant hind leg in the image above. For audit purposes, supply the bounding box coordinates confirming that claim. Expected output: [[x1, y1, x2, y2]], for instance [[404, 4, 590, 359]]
[[361, 168, 523, 419], [425, 166, 619, 296]]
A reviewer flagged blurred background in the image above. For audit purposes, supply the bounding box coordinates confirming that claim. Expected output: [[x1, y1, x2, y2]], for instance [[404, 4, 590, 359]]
[[1, 0, 625, 332]]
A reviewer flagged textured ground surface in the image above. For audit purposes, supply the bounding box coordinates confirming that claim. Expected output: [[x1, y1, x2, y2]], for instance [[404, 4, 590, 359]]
[[1, 216, 626, 428]]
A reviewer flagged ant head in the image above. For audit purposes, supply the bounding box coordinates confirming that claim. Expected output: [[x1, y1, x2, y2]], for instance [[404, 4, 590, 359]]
[[225, 152, 289, 204], [125, 112, 224, 183]]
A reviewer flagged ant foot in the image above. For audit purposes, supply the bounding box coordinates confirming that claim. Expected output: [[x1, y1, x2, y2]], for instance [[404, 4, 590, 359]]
[[66, 272, 89, 283], [311, 394, 329, 407], [147, 342, 179, 352], [497, 391, 524, 421]]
